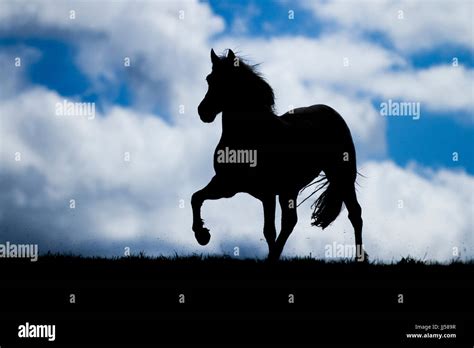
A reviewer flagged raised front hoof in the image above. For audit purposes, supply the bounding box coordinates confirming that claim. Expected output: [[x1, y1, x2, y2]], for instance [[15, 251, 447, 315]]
[[194, 227, 211, 246]]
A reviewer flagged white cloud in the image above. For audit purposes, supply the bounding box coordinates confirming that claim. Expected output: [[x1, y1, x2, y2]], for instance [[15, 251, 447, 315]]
[[367, 65, 474, 120], [300, 0, 474, 52], [0, 85, 217, 251]]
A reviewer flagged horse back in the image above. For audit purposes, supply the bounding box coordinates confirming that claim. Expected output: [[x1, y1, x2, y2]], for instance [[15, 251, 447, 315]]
[[280, 104, 346, 126]]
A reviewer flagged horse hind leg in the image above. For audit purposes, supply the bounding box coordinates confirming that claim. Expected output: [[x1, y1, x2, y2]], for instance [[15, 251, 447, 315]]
[[324, 164, 367, 262], [262, 195, 277, 256], [268, 192, 298, 261], [343, 184, 367, 262]]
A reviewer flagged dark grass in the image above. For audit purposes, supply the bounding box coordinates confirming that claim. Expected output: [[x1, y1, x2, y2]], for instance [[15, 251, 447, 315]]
[[33, 251, 474, 265], [1, 252, 472, 284], [3, 251, 473, 267]]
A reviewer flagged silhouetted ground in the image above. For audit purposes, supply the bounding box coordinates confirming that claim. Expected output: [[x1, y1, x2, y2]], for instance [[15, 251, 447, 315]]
[[2, 253, 472, 317], [1, 253, 472, 284], [0, 254, 472, 345]]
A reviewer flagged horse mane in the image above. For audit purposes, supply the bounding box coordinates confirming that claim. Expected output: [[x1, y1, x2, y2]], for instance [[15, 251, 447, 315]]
[[221, 51, 275, 112]]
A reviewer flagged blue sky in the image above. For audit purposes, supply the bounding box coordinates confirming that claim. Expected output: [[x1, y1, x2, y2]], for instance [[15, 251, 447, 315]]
[[0, 0, 472, 261]]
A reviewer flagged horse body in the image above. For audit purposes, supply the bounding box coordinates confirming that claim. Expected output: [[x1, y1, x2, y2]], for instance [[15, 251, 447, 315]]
[[192, 49, 366, 261], [215, 105, 354, 193]]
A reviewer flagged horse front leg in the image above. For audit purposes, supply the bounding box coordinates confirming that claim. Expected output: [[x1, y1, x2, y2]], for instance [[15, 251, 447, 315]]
[[191, 175, 236, 246]]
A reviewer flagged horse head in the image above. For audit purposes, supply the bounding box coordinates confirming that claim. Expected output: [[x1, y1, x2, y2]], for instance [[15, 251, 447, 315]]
[[198, 49, 236, 123]]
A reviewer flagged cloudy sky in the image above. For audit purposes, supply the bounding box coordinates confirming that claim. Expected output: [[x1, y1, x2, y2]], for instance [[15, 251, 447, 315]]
[[0, 0, 472, 261]]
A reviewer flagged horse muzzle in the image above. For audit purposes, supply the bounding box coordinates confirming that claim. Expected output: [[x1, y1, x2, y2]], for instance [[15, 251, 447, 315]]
[[198, 104, 218, 123]]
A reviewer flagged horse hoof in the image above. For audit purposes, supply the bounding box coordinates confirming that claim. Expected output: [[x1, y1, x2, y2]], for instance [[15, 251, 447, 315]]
[[195, 227, 211, 246], [267, 251, 280, 263]]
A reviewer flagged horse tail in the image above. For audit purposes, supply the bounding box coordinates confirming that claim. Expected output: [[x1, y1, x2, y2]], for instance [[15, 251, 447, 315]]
[[310, 176, 344, 229], [303, 104, 358, 229], [311, 145, 357, 229]]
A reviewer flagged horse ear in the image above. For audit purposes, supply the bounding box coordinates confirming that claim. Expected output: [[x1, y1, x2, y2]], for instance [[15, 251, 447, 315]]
[[211, 49, 219, 65], [227, 49, 236, 61]]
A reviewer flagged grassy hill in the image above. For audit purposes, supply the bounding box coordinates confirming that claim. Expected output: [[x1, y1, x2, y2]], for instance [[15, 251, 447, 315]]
[[0, 254, 472, 345]]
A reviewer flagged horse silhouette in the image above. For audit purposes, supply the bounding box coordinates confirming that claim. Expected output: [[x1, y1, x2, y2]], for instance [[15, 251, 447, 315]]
[[192, 49, 367, 261]]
